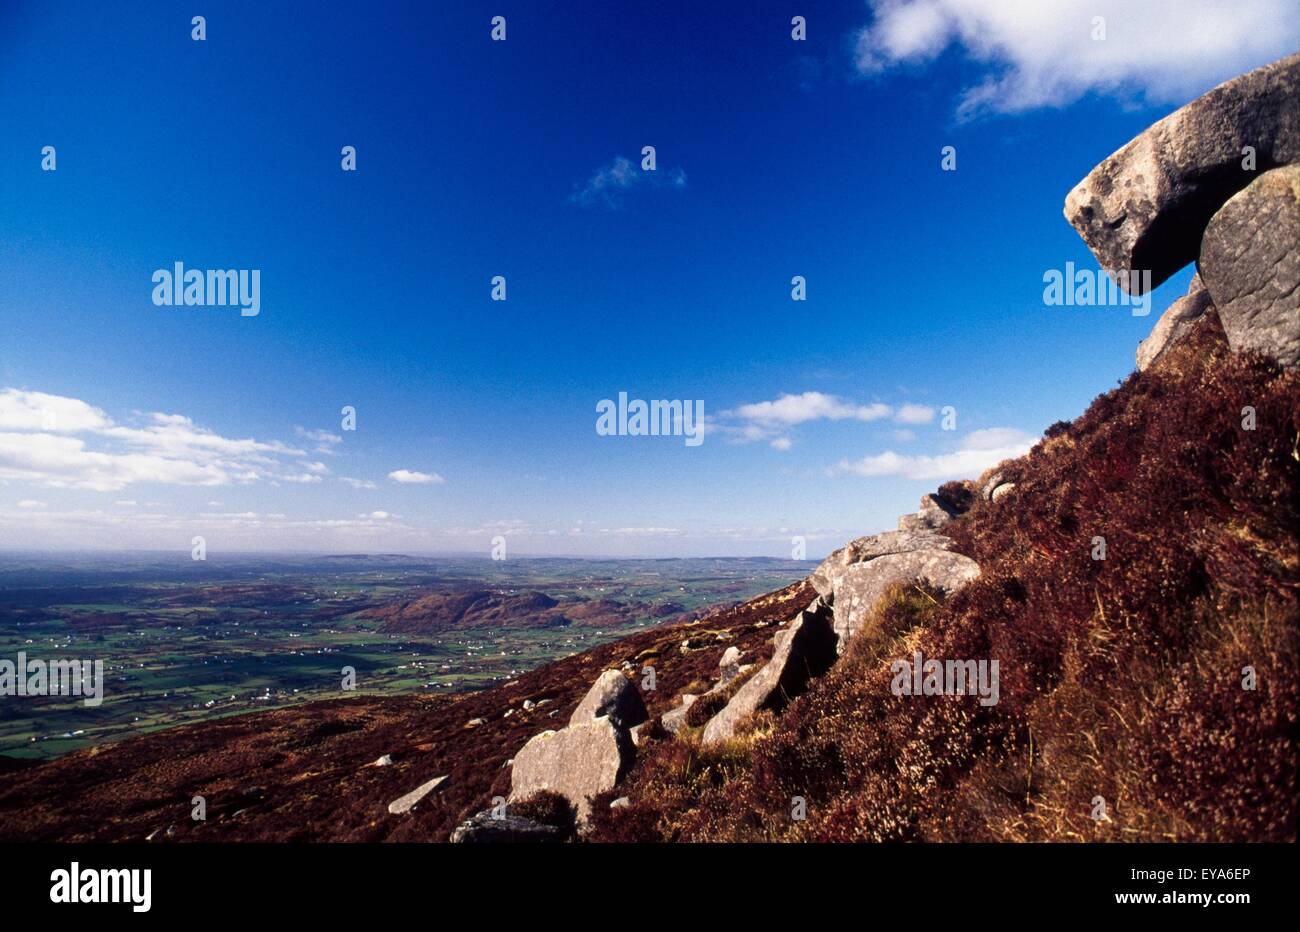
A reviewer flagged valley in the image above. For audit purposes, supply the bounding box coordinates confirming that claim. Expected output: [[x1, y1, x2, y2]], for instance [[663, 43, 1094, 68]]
[[0, 552, 808, 761]]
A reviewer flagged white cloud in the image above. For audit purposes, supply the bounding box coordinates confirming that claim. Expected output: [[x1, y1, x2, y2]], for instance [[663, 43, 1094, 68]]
[[720, 392, 941, 444], [340, 477, 378, 489], [732, 392, 892, 426], [388, 469, 445, 485], [830, 427, 1036, 481], [854, 0, 1300, 118], [364, 511, 391, 520], [16, 499, 46, 509], [0, 430, 231, 491], [894, 403, 935, 425], [0, 388, 334, 491], [0, 389, 111, 432]]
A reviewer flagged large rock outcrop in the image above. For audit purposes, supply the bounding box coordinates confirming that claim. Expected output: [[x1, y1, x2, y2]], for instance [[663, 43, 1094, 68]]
[[568, 669, 648, 730], [1198, 163, 1300, 370], [810, 529, 954, 598], [508, 717, 633, 825], [1065, 51, 1300, 293], [701, 598, 837, 745], [831, 550, 980, 647]]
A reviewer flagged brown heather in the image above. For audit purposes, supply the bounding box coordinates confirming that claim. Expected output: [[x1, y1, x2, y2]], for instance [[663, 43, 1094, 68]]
[[590, 313, 1299, 842]]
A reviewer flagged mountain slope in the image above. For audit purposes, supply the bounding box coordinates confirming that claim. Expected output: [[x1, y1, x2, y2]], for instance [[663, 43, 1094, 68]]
[[0, 583, 809, 842], [589, 313, 1298, 842]]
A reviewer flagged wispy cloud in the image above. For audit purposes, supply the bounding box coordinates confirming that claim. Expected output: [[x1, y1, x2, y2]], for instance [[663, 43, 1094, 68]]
[[854, 0, 1300, 119], [571, 155, 687, 208], [830, 427, 1036, 481], [717, 392, 936, 446], [295, 426, 343, 454]]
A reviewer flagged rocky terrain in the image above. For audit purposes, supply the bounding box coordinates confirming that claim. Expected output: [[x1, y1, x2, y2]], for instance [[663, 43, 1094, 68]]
[[1, 54, 1295, 844]]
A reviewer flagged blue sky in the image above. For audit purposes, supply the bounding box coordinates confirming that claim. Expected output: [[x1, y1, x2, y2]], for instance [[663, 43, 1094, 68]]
[[1, 1, 1296, 556]]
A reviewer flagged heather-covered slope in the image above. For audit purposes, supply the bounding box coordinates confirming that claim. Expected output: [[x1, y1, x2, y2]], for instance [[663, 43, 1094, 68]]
[[589, 314, 1299, 842]]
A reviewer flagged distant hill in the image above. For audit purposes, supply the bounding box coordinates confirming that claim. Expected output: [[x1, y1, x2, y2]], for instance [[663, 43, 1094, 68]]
[[365, 588, 687, 633]]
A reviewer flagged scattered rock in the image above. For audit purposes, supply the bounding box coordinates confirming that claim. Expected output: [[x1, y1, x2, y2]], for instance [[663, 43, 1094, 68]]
[[980, 472, 1006, 501], [568, 669, 648, 730], [718, 646, 744, 684], [1199, 164, 1300, 370], [610, 796, 630, 809], [831, 549, 980, 647], [990, 482, 1016, 503], [449, 810, 564, 843], [509, 717, 634, 825], [701, 601, 837, 745], [387, 774, 449, 814], [1137, 274, 1215, 370], [373, 754, 393, 767], [465, 718, 485, 729], [809, 529, 954, 597], [1065, 52, 1300, 292], [523, 699, 535, 711], [661, 693, 697, 735]]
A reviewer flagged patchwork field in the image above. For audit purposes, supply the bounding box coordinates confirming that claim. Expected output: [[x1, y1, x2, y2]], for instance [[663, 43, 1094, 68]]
[[0, 552, 809, 761]]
